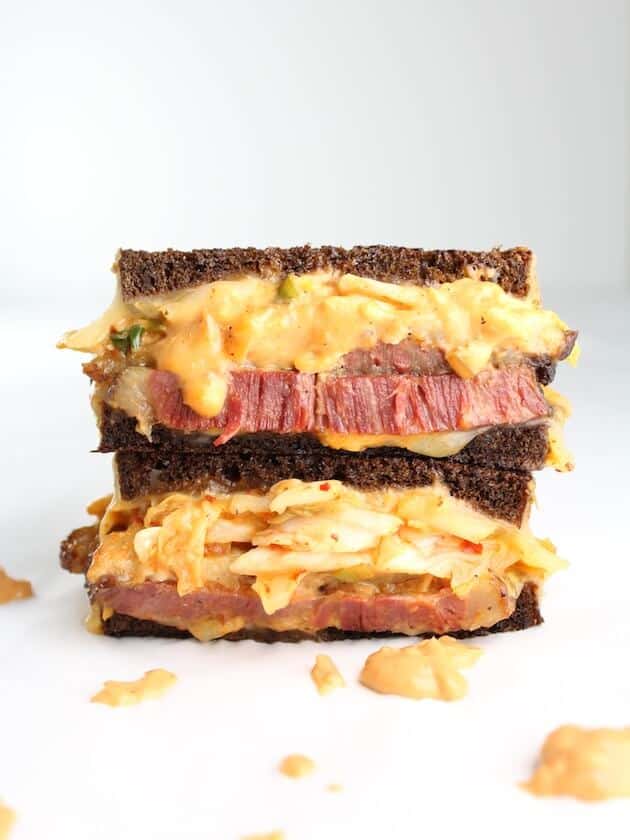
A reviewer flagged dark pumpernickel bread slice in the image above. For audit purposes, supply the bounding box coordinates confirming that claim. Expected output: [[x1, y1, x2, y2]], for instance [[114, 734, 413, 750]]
[[101, 582, 542, 642], [100, 406, 550, 473], [114, 449, 533, 526], [117, 245, 535, 300]]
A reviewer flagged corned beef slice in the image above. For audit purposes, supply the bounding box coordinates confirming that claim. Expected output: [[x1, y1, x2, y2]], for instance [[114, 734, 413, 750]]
[[338, 340, 450, 376], [93, 579, 480, 636], [149, 365, 549, 442], [149, 370, 316, 442]]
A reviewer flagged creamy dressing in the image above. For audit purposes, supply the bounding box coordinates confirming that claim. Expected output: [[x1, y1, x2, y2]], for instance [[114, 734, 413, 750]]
[[90, 669, 176, 707], [0, 568, 33, 605], [523, 726, 630, 801], [359, 636, 482, 700], [278, 754, 316, 778], [60, 271, 573, 420]]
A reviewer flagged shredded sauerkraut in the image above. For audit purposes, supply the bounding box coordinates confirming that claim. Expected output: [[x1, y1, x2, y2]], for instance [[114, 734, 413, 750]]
[[88, 479, 566, 614]]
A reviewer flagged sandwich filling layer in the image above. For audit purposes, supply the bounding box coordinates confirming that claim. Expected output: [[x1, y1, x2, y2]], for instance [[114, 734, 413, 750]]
[[97, 362, 554, 450], [82, 479, 564, 639], [60, 270, 577, 433]]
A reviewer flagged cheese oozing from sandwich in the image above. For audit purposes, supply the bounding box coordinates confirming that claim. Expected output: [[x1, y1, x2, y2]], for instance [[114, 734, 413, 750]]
[[60, 269, 576, 419], [88, 479, 566, 615]]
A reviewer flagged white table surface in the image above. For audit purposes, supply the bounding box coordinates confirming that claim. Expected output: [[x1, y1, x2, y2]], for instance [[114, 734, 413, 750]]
[[2, 289, 629, 840]]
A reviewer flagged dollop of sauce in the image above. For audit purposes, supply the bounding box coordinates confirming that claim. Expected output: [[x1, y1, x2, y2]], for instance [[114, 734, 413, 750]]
[[0, 802, 15, 840], [278, 754, 316, 778], [359, 636, 482, 700], [310, 654, 346, 696], [522, 725, 630, 801], [0, 568, 33, 605], [91, 669, 177, 707]]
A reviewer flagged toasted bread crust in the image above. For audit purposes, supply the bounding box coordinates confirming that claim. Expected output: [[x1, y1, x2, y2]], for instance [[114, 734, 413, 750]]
[[117, 245, 535, 300], [100, 405, 549, 474], [113, 449, 532, 525], [100, 582, 542, 642]]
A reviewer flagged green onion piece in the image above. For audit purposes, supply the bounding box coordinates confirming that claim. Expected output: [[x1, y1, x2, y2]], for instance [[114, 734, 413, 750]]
[[110, 329, 130, 353], [278, 275, 300, 300], [110, 324, 145, 354], [128, 324, 145, 352]]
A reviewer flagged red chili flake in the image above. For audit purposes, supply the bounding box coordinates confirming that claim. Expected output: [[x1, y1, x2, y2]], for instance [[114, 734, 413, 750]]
[[319, 483, 331, 491], [460, 539, 483, 554]]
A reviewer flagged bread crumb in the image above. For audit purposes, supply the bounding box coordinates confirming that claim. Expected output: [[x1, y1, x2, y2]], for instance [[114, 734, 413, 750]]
[[278, 754, 315, 778]]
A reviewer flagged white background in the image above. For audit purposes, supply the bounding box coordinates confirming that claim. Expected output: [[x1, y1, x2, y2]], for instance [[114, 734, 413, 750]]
[[1, 2, 629, 839]]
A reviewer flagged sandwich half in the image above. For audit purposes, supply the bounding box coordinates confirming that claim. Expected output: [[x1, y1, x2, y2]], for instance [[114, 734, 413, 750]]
[[61, 453, 564, 641], [59, 246, 577, 471], [59, 244, 575, 642]]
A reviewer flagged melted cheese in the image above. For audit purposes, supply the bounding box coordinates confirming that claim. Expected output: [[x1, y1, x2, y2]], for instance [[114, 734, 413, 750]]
[[359, 636, 482, 700], [90, 669, 176, 707], [61, 270, 572, 419], [523, 726, 630, 801], [317, 428, 484, 457], [188, 616, 245, 642], [84, 603, 104, 635], [88, 480, 566, 615], [544, 386, 574, 471]]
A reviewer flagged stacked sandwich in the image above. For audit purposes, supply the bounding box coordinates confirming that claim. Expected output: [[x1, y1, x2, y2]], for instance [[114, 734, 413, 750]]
[[59, 246, 576, 641]]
